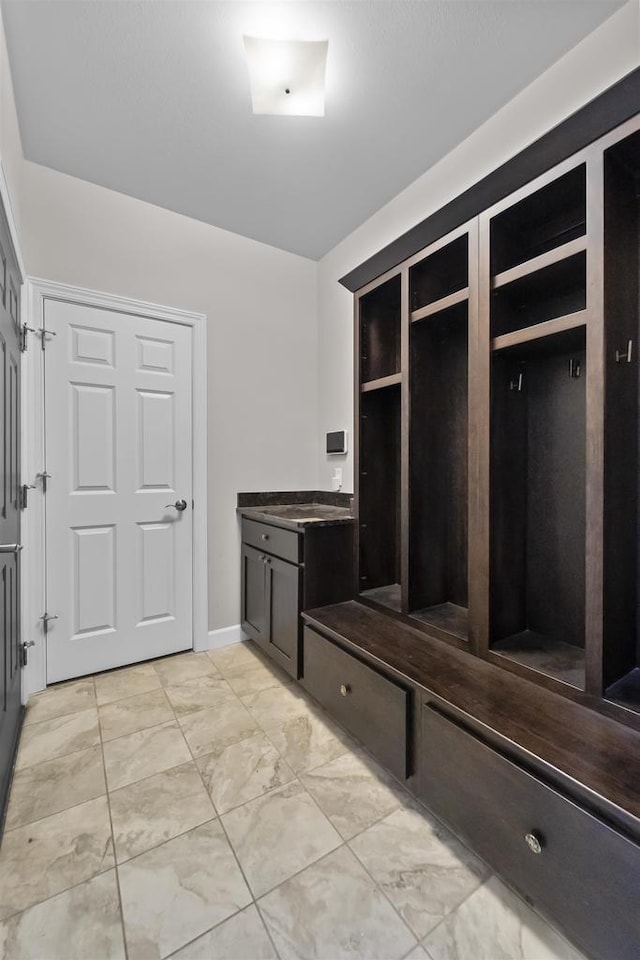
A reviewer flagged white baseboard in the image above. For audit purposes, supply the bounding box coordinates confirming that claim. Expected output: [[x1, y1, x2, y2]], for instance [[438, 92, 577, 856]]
[[204, 624, 248, 651]]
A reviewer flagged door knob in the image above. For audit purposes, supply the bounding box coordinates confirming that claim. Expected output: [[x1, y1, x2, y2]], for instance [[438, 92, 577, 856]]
[[524, 832, 543, 854], [165, 499, 188, 512]]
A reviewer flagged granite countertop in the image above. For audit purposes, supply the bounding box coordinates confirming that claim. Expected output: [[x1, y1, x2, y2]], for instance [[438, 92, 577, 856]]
[[237, 491, 354, 531]]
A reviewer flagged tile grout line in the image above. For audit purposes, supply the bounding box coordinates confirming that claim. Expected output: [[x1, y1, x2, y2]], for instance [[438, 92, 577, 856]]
[[179, 696, 284, 959], [346, 826, 434, 949], [96, 676, 131, 960]]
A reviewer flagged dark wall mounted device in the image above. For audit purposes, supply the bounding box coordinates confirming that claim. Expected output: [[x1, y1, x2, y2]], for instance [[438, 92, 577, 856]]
[[326, 430, 348, 455]]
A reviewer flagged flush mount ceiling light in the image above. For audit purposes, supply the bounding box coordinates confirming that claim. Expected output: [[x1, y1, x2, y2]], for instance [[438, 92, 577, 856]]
[[243, 36, 328, 117]]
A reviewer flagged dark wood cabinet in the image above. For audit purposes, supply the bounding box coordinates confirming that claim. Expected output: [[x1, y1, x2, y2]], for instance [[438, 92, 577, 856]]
[[241, 537, 300, 677], [240, 516, 354, 679]]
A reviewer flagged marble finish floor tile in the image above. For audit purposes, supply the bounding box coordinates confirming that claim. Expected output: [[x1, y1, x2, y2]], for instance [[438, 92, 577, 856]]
[[207, 642, 261, 675], [4, 745, 106, 830], [109, 761, 216, 862], [0, 796, 114, 919], [95, 662, 162, 706], [242, 683, 313, 729], [259, 845, 417, 960], [222, 780, 342, 897], [196, 729, 295, 814], [178, 697, 259, 758], [0, 871, 125, 960], [24, 678, 96, 726], [99, 687, 174, 741], [350, 805, 489, 938], [118, 819, 251, 960], [171, 904, 277, 959], [422, 876, 587, 960], [103, 720, 192, 791], [301, 750, 404, 840], [154, 651, 219, 686], [225, 658, 292, 697], [165, 674, 237, 716], [266, 710, 352, 773], [16, 707, 100, 770]]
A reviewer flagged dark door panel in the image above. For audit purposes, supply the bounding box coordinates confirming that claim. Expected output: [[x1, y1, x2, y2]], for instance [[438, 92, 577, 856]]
[[0, 206, 22, 834], [241, 544, 268, 649], [265, 555, 300, 678]]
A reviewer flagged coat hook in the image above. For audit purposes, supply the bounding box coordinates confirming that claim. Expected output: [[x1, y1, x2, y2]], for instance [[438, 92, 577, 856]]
[[509, 372, 524, 392], [615, 340, 633, 364], [569, 358, 581, 378]]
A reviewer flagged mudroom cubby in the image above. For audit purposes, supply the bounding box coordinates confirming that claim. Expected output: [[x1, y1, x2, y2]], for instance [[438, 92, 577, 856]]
[[489, 331, 587, 688], [602, 128, 640, 713], [359, 273, 401, 385], [490, 162, 586, 276], [409, 302, 469, 642], [358, 381, 402, 611], [409, 233, 468, 318]]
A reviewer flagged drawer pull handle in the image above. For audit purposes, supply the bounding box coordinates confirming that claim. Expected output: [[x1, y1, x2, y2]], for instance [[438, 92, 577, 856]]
[[340, 683, 351, 697], [261, 533, 270, 541], [524, 832, 543, 855]]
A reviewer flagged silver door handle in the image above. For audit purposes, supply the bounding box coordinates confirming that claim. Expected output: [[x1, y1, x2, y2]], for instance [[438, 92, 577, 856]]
[[165, 499, 188, 512], [0, 543, 23, 553]]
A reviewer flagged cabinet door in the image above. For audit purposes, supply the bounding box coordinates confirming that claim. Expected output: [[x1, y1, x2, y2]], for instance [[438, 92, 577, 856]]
[[241, 544, 268, 649], [265, 554, 301, 678]]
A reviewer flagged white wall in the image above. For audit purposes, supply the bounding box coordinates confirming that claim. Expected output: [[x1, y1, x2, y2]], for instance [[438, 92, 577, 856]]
[[317, 0, 640, 493], [23, 162, 318, 632], [0, 6, 24, 250]]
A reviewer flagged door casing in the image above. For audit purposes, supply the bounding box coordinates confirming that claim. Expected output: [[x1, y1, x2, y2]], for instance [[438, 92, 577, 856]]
[[22, 279, 208, 696]]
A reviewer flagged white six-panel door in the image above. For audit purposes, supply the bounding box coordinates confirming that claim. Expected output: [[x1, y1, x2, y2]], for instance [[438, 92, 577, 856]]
[[44, 299, 193, 682]]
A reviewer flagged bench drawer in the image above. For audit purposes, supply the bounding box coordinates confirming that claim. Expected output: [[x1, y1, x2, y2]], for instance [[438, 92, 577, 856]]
[[242, 518, 300, 564], [302, 627, 409, 780], [419, 702, 640, 960]]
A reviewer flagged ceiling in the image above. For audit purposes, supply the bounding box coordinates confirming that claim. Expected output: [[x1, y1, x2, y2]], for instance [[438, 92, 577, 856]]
[[2, 1, 625, 259]]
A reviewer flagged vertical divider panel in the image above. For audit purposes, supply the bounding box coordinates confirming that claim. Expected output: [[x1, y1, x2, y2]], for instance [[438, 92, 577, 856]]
[[472, 213, 491, 656], [353, 292, 362, 597], [584, 149, 605, 696], [400, 267, 410, 614]]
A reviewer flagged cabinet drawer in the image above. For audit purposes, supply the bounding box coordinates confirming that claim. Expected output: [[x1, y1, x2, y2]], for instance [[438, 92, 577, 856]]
[[419, 703, 640, 960], [302, 627, 409, 780], [242, 518, 300, 564]]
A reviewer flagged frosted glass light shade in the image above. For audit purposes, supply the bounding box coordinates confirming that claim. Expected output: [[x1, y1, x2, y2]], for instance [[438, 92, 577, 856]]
[[243, 36, 328, 117]]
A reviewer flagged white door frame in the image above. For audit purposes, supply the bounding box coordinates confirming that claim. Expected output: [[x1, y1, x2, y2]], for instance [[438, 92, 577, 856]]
[[22, 278, 208, 696]]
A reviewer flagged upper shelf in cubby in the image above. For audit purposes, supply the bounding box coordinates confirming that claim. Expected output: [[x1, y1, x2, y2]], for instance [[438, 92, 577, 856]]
[[410, 287, 469, 324], [491, 310, 587, 355], [492, 235, 587, 290], [410, 234, 468, 315], [361, 372, 402, 393], [490, 163, 586, 276]]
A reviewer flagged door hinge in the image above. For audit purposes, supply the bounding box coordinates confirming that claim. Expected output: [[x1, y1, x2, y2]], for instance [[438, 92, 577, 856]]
[[36, 471, 52, 494], [20, 324, 57, 352], [21, 639, 35, 666], [40, 613, 59, 635], [19, 483, 36, 510]]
